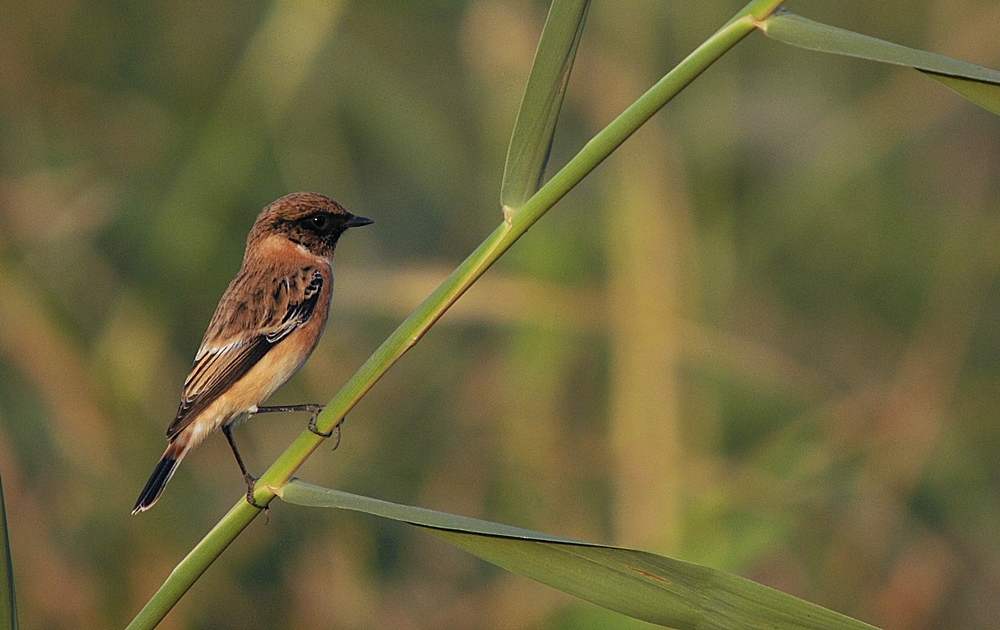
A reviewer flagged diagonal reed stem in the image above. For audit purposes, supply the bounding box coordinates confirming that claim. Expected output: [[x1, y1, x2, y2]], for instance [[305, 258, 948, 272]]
[[126, 1, 785, 627]]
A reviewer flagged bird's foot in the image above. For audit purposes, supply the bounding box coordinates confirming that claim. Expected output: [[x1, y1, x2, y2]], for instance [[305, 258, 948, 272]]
[[306, 406, 332, 437], [307, 410, 342, 451], [243, 473, 267, 510]]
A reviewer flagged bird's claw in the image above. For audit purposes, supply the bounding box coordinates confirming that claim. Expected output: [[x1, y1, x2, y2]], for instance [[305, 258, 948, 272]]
[[307, 410, 342, 451], [307, 407, 331, 437], [330, 422, 342, 451], [243, 474, 267, 510]]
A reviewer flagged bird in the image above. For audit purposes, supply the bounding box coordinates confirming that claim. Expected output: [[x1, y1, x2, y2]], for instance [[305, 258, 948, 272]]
[[132, 192, 373, 514]]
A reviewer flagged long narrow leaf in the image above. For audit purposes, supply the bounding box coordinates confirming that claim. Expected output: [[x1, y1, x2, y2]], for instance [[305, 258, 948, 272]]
[[0, 470, 17, 630], [760, 11, 1000, 115], [501, 0, 591, 215], [277, 479, 877, 630]]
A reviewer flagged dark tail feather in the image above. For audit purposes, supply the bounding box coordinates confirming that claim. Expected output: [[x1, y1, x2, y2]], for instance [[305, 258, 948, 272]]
[[132, 446, 184, 514]]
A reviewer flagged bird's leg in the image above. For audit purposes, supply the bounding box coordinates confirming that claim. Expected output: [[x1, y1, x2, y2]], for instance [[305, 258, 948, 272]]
[[254, 404, 325, 415], [222, 424, 265, 509], [252, 404, 335, 439]]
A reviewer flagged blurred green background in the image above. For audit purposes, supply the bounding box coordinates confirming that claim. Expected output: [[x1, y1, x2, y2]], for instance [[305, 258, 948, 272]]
[[1, 0, 999, 628]]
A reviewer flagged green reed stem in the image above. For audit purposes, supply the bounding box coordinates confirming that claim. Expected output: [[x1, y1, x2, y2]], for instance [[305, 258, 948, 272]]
[[126, 1, 785, 627]]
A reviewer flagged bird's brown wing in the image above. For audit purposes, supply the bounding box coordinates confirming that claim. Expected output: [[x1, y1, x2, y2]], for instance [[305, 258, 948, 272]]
[[166, 266, 324, 439]]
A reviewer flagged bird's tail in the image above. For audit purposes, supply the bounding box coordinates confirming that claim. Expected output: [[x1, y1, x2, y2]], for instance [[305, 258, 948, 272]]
[[132, 441, 188, 514]]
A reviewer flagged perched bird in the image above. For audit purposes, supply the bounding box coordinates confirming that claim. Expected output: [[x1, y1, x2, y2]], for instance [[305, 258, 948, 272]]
[[133, 192, 373, 514]]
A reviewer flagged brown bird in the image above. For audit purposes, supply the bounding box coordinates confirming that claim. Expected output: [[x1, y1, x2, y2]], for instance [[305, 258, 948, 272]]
[[133, 192, 372, 513]]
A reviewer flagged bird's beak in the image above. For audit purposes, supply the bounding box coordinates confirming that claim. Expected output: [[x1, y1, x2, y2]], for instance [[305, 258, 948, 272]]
[[345, 214, 374, 228]]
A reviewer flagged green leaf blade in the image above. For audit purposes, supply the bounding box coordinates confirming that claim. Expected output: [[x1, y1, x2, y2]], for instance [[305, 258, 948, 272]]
[[761, 11, 1000, 116], [921, 72, 1000, 116], [0, 470, 17, 630], [500, 0, 591, 214], [277, 479, 878, 630]]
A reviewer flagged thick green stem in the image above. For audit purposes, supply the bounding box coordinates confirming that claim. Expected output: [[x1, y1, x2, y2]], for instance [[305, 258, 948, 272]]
[[126, 1, 784, 627]]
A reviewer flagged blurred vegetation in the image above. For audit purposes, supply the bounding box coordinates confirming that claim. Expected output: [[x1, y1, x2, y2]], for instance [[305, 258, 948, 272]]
[[1, 0, 999, 628]]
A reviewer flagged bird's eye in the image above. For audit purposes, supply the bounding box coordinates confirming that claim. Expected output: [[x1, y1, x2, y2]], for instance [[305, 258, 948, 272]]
[[309, 214, 328, 230]]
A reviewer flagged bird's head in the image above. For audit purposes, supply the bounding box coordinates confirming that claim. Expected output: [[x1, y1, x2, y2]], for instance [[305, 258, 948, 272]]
[[249, 192, 373, 258]]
